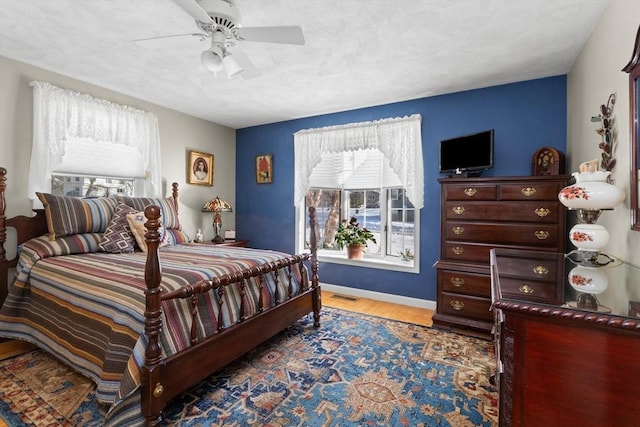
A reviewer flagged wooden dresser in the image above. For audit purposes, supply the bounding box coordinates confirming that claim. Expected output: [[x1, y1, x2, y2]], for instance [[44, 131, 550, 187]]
[[433, 175, 568, 333], [491, 248, 640, 426]]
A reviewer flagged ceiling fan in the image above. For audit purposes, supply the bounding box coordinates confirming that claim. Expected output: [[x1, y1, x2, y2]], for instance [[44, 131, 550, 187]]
[[135, 0, 305, 79]]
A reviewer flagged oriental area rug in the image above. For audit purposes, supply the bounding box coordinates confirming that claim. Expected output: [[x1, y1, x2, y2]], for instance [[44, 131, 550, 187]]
[[0, 308, 498, 426]]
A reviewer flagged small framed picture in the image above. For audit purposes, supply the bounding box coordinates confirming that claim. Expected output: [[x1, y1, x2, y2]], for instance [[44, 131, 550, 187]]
[[256, 154, 273, 184], [187, 150, 214, 186]]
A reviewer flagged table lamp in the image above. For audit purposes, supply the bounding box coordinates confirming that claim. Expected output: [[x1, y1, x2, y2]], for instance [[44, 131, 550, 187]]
[[202, 196, 232, 243]]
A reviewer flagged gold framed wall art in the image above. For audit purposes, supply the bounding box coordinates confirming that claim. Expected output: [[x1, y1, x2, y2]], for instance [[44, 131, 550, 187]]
[[255, 154, 273, 184], [188, 150, 214, 186]]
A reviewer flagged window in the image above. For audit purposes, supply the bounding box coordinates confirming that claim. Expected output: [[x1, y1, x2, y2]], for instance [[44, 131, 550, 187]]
[[29, 81, 161, 200], [294, 115, 423, 271], [304, 187, 416, 266], [51, 174, 134, 197]]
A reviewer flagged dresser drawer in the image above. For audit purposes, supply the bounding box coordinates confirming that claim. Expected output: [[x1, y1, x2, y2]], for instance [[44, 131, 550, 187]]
[[498, 277, 563, 304], [440, 292, 493, 322], [444, 201, 560, 223], [499, 182, 563, 200], [443, 242, 493, 263], [446, 222, 561, 247], [492, 255, 562, 281], [439, 270, 490, 297], [445, 184, 497, 200]]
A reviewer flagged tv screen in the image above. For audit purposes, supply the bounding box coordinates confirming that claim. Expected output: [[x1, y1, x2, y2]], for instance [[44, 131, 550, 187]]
[[439, 129, 494, 176]]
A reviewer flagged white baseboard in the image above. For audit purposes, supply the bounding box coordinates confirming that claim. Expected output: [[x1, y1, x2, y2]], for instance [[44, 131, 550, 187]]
[[320, 282, 437, 311]]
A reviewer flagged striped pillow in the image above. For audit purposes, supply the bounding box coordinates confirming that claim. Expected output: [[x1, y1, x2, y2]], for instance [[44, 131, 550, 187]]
[[165, 229, 191, 245], [117, 196, 181, 230], [36, 193, 118, 240]]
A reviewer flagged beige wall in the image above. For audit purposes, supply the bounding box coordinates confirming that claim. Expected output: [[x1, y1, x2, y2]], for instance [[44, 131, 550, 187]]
[[0, 55, 236, 241], [567, 0, 640, 266]]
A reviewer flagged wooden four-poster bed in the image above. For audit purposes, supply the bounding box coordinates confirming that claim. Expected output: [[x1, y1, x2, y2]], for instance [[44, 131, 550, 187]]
[[0, 166, 321, 425]]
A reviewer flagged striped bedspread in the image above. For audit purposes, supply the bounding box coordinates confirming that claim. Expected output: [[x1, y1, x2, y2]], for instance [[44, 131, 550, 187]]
[[0, 234, 307, 426]]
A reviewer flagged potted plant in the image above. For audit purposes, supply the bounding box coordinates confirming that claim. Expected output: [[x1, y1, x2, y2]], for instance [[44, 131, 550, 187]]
[[334, 217, 376, 259]]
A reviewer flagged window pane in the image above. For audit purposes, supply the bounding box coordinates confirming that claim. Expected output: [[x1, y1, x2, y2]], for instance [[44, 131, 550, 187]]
[[388, 188, 415, 259], [305, 188, 341, 249], [346, 190, 381, 255], [51, 175, 134, 197]]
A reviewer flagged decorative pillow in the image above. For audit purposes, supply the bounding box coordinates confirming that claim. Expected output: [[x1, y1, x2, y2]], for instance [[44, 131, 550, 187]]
[[36, 193, 118, 240], [126, 210, 169, 253], [99, 203, 136, 254], [164, 229, 191, 245], [117, 196, 181, 230]]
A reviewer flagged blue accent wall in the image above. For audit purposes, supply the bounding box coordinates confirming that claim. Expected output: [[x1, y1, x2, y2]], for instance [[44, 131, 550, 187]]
[[236, 76, 567, 302]]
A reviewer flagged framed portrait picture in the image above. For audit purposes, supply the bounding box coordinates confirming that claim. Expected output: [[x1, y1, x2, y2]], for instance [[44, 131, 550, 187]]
[[187, 150, 214, 186], [255, 154, 273, 184]]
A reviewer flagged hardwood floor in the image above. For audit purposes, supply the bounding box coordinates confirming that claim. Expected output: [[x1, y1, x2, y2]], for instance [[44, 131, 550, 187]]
[[322, 290, 433, 326]]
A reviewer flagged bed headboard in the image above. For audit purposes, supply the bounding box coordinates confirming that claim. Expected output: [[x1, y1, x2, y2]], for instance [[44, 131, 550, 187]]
[[0, 167, 180, 306], [0, 167, 49, 304]]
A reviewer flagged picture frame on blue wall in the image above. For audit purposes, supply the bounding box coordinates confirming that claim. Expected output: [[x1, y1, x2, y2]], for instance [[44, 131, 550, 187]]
[[256, 154, 273, 184]]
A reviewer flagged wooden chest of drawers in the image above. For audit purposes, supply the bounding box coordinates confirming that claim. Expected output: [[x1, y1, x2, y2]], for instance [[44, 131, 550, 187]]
[[433, 176, 568, 333]]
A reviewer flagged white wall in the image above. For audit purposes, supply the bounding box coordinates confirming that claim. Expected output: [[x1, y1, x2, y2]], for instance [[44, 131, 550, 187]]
[[0, 55, 236, 241], [567, 0, 640, 266]]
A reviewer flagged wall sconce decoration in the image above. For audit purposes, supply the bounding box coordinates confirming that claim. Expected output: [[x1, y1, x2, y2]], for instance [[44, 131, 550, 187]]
[[202, 196, 232, 243], [591, 93, 617, 172]]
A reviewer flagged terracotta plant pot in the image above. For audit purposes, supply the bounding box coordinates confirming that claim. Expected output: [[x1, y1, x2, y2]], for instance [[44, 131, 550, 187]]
[[347, 244, 365, 260]]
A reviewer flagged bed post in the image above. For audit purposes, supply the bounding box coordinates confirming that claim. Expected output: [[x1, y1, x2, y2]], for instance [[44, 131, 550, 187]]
[[170, 182, 178, 213], [308, 206, 321, 327], [0, 168, 7, 305], [141, 205, 165, 426]]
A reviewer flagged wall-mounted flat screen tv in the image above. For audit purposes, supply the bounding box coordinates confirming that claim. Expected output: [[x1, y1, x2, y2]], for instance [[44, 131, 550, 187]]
[[439, 129, 494, 176]]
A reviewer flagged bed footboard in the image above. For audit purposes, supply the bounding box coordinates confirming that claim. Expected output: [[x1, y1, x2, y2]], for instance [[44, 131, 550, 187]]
[[140, 205, 320, 426]]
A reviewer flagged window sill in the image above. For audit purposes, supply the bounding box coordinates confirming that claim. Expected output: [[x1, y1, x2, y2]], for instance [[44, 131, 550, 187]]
[[316, 251, 418, 273]]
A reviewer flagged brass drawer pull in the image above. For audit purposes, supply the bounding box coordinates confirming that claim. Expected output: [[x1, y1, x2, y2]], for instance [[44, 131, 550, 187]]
[[450, 300, 465, 311], [535, 230, 550, 240], [450, 277, 465, 287], [452, 246, 464, 255], [452, 226, 464, 235], [533, 265, 549, 275], [534, 207, 550, 217], [464, 188, 477, 197], [452, 206, 465, 215], [519, 284, 535, 294], [521, 187, 536, 197]]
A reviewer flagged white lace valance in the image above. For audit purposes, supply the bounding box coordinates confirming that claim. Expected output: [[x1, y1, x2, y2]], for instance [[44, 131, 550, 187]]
[[28, 81, 162, 198], [294, 114, 424, 208]]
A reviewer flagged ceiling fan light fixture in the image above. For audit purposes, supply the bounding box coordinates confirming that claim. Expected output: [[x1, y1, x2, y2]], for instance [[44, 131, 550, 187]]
[[201, 49, 223, 72], [222, 53, 243, 77]]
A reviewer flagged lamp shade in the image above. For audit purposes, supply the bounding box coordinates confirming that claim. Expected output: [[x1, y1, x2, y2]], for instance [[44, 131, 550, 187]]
[[558, 171, 625, 210], [202, 196, 232, 213], [201, 48, 224, 73], [222, 54, 242, 78]]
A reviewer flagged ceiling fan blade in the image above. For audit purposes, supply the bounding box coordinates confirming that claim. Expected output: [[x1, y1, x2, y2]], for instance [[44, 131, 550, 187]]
[[236, 26, 305, 45], [172, 0, 213, 23], [227, 46, 262, 79], [134, 33, 208, 49]]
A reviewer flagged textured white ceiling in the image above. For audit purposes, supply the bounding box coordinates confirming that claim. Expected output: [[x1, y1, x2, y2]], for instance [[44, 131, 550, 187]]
[[0, 0, 609, 129]]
